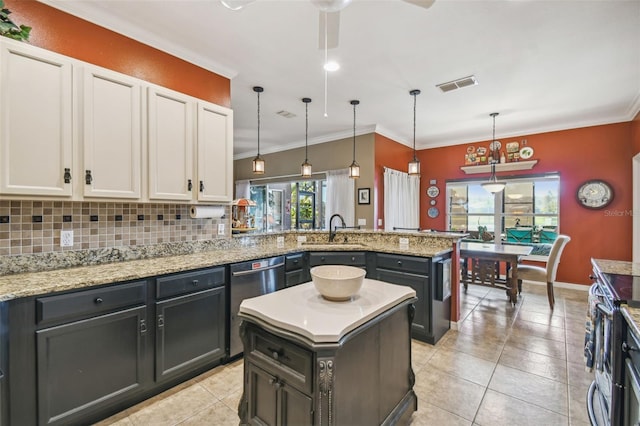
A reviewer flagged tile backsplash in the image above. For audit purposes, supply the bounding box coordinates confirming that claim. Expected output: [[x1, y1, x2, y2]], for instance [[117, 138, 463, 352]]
[[0, 200, 230, 256]]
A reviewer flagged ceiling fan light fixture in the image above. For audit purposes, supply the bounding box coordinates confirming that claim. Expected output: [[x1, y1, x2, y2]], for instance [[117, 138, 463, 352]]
[[252, 86, 265, 175], [311, 0, 352, 12], [301, 97, 313, 178], [323, 61, 340, 72], [408, 89, 421, 176]]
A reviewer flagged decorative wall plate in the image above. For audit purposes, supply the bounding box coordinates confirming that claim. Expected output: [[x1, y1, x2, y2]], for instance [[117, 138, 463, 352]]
[[519, 146, 534, 159], [489, 140, 501, 151], [427, 207, 439, 218], [426, 186, 440, 197], [476, 147, 487, 156]]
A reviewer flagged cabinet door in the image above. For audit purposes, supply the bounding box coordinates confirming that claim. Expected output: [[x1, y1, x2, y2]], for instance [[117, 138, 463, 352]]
[[279, 382, 313, 426], [82, 66, 141, 199], [148, 87, 194, 201], [196, 101, 233, 203], [155, 287, 226, 382], [0, 40, 73, 196], [246, 363, 278, 426], [36, 305, 147, 426], [374, 268, 429, 338]]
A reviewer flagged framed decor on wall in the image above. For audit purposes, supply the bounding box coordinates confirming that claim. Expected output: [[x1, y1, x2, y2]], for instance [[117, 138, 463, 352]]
[[358, 188, 370, 205]]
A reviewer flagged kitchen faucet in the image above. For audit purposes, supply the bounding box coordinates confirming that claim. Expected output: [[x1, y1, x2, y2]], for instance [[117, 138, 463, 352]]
[[328, 214, 346, 242]]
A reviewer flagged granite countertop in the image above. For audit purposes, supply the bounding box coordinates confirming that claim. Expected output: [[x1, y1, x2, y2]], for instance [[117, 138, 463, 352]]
[[238, 279, 416, 344], [622, 306, 640, 339], [0, 238, 454, 302], [592, 258, 640, 276]]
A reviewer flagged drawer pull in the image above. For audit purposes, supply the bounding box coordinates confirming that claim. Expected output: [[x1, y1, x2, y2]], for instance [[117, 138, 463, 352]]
[[192, 279, 199, 286], [397, 260, 402, 266], [94, 297, 103, 304], [351, 256, 356, 261], [158, 314, 164, 328], [267, 346, 287, 361], [140, 319, 147, 335]]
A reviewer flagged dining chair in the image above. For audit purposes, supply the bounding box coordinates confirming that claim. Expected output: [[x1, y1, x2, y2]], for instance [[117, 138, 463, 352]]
[[517, 234, 571, 309], [538, 229, 558, 243], [506, 228, 533, 243]]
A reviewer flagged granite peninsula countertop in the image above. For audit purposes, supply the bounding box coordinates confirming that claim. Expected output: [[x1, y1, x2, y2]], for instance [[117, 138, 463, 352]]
[[0, 231, 461, 302], [592, 258, 640, 276]]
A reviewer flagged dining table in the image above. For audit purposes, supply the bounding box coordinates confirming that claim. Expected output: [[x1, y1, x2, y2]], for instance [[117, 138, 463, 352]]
[[459, 241, 533, 304]]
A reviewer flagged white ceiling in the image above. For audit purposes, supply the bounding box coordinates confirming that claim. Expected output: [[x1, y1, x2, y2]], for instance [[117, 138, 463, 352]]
[[42, 0, 640, 159]]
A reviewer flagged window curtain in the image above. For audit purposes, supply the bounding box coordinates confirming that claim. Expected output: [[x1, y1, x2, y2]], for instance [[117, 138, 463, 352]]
[[235, 179, 250, 200], [383, 167, 420, 231], [325, 169, 355, 229]]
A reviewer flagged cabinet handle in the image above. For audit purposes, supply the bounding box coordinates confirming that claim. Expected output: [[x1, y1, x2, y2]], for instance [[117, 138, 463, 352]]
[[85, 170, 93, 185], [192, 279, 199, 286], [351, 256, 356, 261], [199, 180, 204, 192], [94, 297, 103, 304], [157, 314, 164, 329], [140, 319, 147, 335], [63, 168, 72, 184], [269, 378, 282, 389], [188, 179, 193, 191], [397, 260, 403, 266], [267, 346, 284, 361], [321, 257, 325, 262]]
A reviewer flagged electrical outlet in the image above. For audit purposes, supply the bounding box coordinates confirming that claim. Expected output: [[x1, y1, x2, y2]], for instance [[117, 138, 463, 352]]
[[358, 218, 366, 226], [378, 219, 383, 226], [217, 223, 225, 235], [276, 236, 285, 248], [60, 230, 74, 247], [297, 235, 307, 247], [399, 237, 409, 250]]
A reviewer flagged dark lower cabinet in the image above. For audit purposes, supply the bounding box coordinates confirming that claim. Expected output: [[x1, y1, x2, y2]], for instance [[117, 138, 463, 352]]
[[155, 286, 226, 381], [36, 305, 147, 425], [284, 252, 310, 288], [246, 363, 313, 426], [375, 268, 428, 338]]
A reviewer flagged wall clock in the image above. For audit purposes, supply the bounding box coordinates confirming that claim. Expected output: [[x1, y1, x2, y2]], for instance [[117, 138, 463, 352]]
[[576, 180, 613, 209], [426, 186, 439, 198]]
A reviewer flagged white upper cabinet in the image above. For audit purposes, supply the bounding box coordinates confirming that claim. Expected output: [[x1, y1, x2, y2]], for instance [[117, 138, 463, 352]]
[[197, 102, 233, 203], [0, 40, 73, 196], [82, 66, 142, 199], [148, 87, 194, 201]]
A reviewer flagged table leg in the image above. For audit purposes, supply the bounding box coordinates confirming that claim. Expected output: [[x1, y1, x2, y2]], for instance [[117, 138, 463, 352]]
[[509, 261, 519, 304]]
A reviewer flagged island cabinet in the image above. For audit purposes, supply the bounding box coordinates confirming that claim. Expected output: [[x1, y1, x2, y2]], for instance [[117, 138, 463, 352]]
[[5, 266, 228, 426], [284, 252, 310, 288], [238, 280, 418, 426], [372, 253, 451, 344]]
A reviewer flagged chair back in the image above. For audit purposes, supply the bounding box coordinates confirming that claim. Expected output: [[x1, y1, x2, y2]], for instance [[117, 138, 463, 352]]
[[546, 234, 571, 282], [506, 228, 533, 243], [539, 229, 558, 243]]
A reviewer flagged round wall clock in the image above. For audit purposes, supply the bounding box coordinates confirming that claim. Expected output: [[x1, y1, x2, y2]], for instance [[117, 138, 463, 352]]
[[576, 180, 613, 209], [426, 186, 440, 198], [427, 207, 439, 218]]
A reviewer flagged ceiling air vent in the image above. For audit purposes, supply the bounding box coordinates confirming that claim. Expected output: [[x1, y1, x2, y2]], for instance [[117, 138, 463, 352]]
[[276, 110, 296, 118], [436, 75, 478, 93]]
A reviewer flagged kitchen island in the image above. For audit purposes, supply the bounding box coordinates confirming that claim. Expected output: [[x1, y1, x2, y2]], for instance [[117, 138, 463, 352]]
[[237, 279, 418, 425]]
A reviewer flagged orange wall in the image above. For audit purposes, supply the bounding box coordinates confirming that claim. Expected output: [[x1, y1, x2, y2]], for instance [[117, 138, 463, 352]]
[[373, 134, 414, 229], [7, 0, 230, 106], [633, 111, 640, 155], [417, 122, 633, 285]]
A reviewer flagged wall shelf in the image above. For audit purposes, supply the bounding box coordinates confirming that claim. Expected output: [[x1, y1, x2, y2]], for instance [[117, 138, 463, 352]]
[[460, 160, 538, 175]]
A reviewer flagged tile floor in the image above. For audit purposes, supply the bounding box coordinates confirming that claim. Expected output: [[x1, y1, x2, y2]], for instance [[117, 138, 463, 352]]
[[96, 282, 591, 426]]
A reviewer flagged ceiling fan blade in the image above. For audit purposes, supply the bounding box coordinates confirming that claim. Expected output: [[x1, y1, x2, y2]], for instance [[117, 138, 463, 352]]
[[402, 0, 435, 9], [318, 11, 340, 50]]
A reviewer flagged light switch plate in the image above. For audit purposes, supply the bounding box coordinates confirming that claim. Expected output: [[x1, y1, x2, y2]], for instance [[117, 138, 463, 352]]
[[60, 230, 74, 247], [217, 224, 225, 235], [358, 218, 366, 226], [378, 219, 383, 226]]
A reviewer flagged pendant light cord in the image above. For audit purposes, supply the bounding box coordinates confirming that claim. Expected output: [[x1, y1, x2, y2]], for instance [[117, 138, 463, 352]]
[[352, 102, 356, 160], [305, 101, 309, 161], [412, 92, 417, 161], [257, 90, 261, 156]]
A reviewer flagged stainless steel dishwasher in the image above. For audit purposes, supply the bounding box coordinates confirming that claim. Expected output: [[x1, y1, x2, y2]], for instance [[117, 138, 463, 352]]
[[229, 256, 285, 358]]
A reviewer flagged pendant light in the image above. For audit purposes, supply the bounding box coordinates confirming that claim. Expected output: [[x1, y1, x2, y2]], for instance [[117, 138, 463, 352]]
[[408, 89, 421, 176], [252, 86, 265, 174], [481, 112, 506, 194], [301, 97, 313, 177], [348, 100, 360, 179]]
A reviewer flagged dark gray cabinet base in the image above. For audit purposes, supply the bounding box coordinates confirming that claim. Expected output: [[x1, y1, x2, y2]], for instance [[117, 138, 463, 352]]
[[238, 299, 417, 426]]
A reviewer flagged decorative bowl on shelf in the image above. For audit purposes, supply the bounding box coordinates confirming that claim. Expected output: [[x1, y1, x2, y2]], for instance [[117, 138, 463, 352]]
[[310, 265, 366, 301]]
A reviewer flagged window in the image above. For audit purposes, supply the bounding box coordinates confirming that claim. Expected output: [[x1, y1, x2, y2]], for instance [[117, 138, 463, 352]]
[[447, 174, 560, 246], [249, 179, 326, 232]]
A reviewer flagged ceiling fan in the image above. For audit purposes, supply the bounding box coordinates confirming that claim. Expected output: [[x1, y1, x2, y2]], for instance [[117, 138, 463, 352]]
[[221, 0, 435, 49]]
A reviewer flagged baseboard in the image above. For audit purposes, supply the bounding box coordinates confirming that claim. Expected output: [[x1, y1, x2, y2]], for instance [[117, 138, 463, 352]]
[[522, 279, 590, 291]]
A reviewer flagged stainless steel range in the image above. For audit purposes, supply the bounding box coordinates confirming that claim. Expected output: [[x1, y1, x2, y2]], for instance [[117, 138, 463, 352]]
[[587, 267, 640, 425]]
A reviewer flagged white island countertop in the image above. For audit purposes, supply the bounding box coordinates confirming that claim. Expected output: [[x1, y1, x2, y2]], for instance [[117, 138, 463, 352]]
[[238, 279, 417, 344]]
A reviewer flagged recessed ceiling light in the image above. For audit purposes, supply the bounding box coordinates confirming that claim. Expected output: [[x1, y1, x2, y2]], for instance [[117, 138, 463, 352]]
[[324, 61, 340, 72]]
